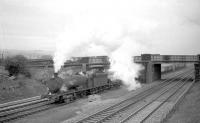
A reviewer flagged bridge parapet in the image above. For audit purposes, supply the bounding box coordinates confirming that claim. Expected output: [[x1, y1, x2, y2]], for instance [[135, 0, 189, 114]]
[[134, 54, 198, 63]]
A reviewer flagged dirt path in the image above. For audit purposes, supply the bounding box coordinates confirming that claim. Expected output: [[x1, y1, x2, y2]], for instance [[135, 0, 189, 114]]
[[164, 82, 200, 123]]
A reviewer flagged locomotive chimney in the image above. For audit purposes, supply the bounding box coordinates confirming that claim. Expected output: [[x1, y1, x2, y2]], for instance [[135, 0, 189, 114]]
[[54, 72, 58, 78]]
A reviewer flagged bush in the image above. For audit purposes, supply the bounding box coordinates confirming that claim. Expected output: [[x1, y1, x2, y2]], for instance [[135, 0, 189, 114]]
[[5, 55, 31, 77]]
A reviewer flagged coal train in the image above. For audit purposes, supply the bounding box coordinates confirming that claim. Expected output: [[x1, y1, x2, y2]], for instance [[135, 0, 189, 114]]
[[42, 65, 121, 103]]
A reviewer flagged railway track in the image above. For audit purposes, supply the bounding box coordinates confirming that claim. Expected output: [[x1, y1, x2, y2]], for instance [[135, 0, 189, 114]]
[[75, 68, 194, 123], [0, 73, 8, 78], [119, 71, 193, 123], [0, 68, 193, 123], [0, 97, 50, 122], [0, 96, 41, 109]]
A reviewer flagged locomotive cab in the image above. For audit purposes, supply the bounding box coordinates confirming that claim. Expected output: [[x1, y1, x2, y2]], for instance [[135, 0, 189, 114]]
[[88, 65, 110, 87], [88, 65, 106, 73]]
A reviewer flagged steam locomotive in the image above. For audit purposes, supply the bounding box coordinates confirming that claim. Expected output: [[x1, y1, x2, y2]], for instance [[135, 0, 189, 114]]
[[42, 65, 121, 103]]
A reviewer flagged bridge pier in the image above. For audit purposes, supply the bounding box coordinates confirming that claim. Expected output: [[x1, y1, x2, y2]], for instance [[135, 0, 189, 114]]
[[143, 62, 161, 83], [141, 54, 161, 83], [194, 64, 200, 82], [194, 55, 200, 82]]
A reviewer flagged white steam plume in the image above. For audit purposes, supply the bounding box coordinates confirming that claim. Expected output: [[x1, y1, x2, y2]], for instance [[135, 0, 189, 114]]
[[109, 39, 142, 90], [53, 0, 159, 90]]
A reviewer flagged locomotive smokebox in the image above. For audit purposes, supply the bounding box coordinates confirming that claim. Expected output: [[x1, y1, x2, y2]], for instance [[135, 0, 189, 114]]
[[46, 73, 64, 94]]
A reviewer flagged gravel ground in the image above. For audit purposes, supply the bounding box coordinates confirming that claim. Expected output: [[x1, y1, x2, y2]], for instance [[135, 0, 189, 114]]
[[164, 82, 200, 123]]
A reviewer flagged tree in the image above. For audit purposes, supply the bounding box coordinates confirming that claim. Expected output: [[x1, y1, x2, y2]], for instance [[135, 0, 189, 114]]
[[5, 55, 30, 77]]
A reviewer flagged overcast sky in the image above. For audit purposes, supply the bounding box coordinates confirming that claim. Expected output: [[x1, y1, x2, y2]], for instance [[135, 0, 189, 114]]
[[0, 0, 200, 55]]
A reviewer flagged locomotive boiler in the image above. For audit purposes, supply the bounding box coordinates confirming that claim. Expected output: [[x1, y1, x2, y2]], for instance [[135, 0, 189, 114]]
[[45, 73, 88, 95]]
